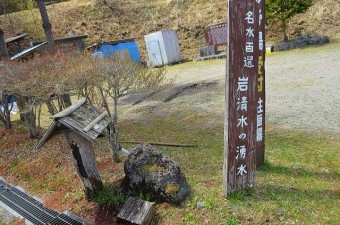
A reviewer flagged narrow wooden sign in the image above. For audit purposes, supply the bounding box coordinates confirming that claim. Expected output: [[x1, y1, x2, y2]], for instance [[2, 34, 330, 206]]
[[223, 0, 265, 196]]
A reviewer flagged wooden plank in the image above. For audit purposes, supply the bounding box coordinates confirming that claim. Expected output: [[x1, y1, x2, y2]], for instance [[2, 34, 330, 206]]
[[36, 120, 57, 149], [119, 141, 197, 148], [59, 119, 97, 141], [60, 117, 98, 140], [54, 35, 88, 44], [117, 197, 155, 225], [83, 112, 108, 132], [86, 38, 136, 50], [52, 98, 86, 118], [5, 34, 28, 44]]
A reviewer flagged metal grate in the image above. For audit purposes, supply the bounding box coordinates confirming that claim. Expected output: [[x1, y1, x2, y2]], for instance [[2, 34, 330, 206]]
[[0, 179, 85, 225]]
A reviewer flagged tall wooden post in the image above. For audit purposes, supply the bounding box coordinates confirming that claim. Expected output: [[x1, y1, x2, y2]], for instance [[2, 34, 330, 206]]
[[255, 1, 266, 168], [223, 0, 265, 197]]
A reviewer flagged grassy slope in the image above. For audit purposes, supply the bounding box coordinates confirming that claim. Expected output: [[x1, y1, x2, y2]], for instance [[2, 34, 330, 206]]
[[1, 43, 339, 224], [0, 0, 339, 59], [0, 1, 340, 224]]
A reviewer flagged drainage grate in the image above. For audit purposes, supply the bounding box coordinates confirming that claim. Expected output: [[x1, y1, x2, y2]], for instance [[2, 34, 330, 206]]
[[0, 179, 85, 225]]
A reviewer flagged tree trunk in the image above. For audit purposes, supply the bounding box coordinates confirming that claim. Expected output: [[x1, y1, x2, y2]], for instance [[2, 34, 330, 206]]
[[16, 96, 39, 138], [282, 19, 288, 42], [176, 0, 179, 29], [36, 0, 55, 50], [0, 28, 9, 60], [108, 94, 120, 162], [46, 100, 57, 115], [0, 93, 11, 130], [60, 93, 72, 108], [23, 108, 38, 138], [64, 131, 103, 200]]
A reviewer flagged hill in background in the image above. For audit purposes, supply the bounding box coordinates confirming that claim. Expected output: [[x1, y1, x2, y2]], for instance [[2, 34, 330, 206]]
[[0, 0, 339, 60]]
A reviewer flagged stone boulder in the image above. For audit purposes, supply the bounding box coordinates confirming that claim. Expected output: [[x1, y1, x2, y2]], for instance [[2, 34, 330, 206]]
[[124, 143, 190, 204], [199, 45, 218, 57]]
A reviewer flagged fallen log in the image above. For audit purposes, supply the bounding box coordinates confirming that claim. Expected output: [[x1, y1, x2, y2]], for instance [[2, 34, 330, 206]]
[[119, 141, 197, 148]]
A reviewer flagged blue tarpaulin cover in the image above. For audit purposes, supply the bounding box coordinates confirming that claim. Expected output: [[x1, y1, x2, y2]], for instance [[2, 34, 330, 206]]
[[92, 42, 141, 62]]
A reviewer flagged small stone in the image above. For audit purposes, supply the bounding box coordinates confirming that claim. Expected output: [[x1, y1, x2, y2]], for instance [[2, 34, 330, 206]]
[[199, 45, 218, 57], [197, 201, 205, 209]]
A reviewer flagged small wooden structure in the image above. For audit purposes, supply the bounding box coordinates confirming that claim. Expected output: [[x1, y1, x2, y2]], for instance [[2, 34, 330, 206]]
[[37, 98, 110, 199], [5, 33, 29, 56], [118, 197, 155, 225], [37, 98, 110, 148], [54, 35, 88, 51], [31, 35, 88, 52]]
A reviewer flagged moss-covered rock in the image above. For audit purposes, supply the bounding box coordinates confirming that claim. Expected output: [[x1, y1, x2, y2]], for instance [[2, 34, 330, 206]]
[[124, 143, 190, 204]]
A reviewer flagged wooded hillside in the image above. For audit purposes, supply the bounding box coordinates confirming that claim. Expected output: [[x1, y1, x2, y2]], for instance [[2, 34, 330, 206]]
[[0, 0, 339, 59]]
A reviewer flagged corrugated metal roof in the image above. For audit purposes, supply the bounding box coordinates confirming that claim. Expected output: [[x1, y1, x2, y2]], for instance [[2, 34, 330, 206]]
[[10, 42, 47, 61]]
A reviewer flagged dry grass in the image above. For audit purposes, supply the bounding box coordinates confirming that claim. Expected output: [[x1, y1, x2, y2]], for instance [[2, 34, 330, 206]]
[[1, 41, 340, 225], [1, 0, 339, 58]]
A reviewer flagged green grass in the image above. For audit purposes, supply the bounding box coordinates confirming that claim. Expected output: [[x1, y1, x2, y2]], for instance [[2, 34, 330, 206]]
[[93, 182, 127, 208], [1, 98, 339, 225], [119, 110, 340, 225]]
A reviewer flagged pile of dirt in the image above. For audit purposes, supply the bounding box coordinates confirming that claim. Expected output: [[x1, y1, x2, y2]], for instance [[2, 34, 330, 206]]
[[0, 0, 339, 59]]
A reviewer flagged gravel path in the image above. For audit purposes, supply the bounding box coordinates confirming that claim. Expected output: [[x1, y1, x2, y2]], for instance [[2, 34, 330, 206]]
[[265, 43, 340, 134], [163, 42, 340, 134]]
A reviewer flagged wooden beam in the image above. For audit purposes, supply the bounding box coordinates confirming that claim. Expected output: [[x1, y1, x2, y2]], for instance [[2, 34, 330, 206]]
[[119, 141, 197, 148], [83, 112, 108, 132], [36, 120, 58, 149], [52, 98, 86, 118]]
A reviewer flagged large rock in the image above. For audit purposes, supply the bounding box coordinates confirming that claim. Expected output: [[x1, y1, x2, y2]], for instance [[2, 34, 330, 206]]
[[124, 143, 190, 204], [199, 45, 218, 57]]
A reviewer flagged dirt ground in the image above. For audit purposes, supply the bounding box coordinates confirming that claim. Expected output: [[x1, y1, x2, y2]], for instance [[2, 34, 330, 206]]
[[121, 41, 340, 135]]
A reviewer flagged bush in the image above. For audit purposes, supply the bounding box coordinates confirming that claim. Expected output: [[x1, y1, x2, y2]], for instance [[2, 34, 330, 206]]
[[93, 183, 127, 208]]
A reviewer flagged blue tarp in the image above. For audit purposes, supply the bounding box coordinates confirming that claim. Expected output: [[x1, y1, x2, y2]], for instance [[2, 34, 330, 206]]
[[92, 42, 141, 62]]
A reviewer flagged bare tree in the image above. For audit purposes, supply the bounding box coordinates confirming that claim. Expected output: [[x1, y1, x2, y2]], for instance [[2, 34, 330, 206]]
[[36, 0, 55, 49], [0, 28, 9, 60], [0, 92, 12, 130], [89, 52, 168, 161], [0, 52, 78, 137]]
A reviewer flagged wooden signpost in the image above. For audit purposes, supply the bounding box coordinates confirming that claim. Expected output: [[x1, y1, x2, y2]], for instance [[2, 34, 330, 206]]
[[223, 0, 265, 196], [204, 22, 228, 46]]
